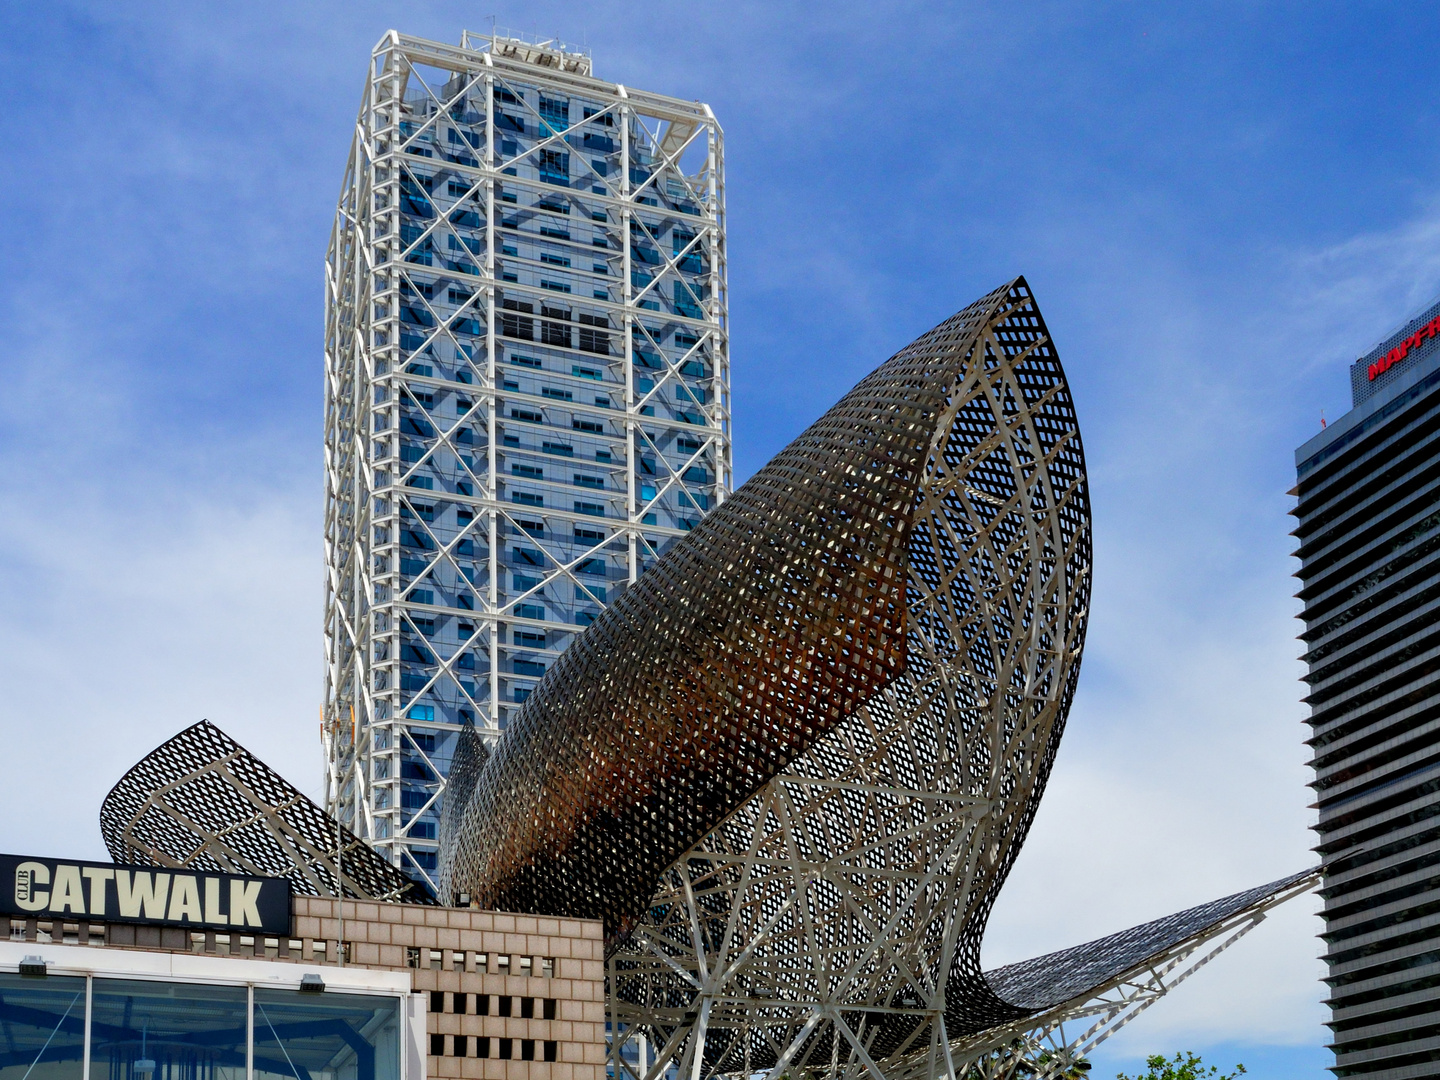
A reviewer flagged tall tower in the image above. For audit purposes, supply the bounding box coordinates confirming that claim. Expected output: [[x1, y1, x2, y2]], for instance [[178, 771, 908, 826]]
[[323, 30, 730, 888], [1294, 298, 1440, 1078]]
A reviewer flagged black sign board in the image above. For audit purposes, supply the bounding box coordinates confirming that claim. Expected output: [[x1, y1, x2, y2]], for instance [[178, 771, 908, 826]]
[[1, 854, 292, 936]]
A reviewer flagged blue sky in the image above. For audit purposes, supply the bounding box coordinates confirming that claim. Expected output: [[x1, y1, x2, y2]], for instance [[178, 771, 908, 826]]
[[4, 2, 1440, 1075]]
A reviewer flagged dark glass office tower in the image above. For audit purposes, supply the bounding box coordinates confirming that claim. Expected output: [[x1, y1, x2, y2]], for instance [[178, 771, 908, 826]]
[[1294, 299, 1440, 1079]]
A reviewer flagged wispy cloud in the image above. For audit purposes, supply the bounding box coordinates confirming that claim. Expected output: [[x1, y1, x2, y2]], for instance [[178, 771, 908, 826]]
[[0, 473, 318, 859]]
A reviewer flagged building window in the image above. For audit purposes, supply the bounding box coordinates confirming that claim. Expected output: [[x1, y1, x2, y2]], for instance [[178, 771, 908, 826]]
[[538, 95, 569, 128], [80, 977, 402, 1080]]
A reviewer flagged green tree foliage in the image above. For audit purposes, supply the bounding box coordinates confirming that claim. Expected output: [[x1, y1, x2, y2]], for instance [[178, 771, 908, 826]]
[[1116, 1052, 1246, 1080]]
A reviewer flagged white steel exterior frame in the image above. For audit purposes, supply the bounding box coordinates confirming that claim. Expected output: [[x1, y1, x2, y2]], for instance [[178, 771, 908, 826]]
[[323, 30, 730, 886]]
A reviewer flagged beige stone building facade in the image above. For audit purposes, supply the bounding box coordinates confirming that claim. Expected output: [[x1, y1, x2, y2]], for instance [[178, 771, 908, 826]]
[[8, 896, 605, 1080]]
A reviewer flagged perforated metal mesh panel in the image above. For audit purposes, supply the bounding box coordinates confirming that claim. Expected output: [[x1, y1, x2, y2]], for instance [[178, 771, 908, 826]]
[[100, 720, 432, 903], [438, 278, 1094, 1074], [985, 869, 1317, 1012]]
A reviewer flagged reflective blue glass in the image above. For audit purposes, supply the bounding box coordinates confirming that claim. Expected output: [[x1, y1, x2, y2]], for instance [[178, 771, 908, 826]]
[[252, 988, 398, 1080], [0, 971, 87, 1080], [89, 978, 247, 1080]]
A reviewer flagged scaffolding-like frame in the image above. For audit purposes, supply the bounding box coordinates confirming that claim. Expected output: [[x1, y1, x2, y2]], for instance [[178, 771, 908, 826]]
[[323, 30, 730, 882]]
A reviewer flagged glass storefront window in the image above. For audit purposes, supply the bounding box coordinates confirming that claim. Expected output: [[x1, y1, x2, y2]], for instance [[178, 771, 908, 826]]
[[0, 970, 401, 1080], [0, 972, 88, 1080], [252, 988, 398, 1080], [89, 979, 249, 1080]]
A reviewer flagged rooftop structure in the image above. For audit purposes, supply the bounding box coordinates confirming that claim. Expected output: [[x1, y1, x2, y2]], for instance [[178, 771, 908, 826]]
[[322, 31, 730, 889], [1295, 299, 1440, 1079]]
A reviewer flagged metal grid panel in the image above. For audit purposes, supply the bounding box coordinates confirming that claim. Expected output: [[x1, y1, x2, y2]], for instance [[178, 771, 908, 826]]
[[99, 720, 433, 904], [986, 869, 1318, 1012], [95, 264, 1318, 1080], [587, 278, 1088, 1079], [438, 277, 1090, 1075], [439, 279, 1043, 933]]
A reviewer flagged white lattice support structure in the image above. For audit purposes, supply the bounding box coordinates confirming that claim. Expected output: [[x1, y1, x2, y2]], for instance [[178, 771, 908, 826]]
[[323, 29, 729, 884], [608, 861, 1316, 1080]]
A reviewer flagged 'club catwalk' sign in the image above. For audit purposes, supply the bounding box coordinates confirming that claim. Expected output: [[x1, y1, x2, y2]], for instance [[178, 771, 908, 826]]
[[1, 853, 291, 934]]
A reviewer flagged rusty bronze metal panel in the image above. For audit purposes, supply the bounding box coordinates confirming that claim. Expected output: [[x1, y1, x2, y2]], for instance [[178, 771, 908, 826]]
[[100, 720, 432, 904], [592, 277, 1093, 1075], [441, 277, 1089, 967]]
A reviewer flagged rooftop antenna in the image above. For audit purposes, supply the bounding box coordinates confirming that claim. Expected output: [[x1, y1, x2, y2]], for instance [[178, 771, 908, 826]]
[[488, 14, 496, 39]]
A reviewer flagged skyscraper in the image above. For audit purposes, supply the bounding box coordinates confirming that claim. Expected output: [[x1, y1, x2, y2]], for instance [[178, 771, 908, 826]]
[[1294, 298, 1440, 1078], [322, 30, 730, 887]]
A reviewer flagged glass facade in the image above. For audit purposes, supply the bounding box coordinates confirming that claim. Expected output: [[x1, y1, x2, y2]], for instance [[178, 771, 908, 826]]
[[0, 973, 399, 1080], [323, 31, 730, 889], [0, 972, 86, 1080], [89, 979, 248, 1080], [253, 988, 399, 1080]]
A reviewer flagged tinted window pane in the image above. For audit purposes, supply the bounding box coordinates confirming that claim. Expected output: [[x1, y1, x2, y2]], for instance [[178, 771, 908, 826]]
[[0, 972, 87, 1080], [253, 988, 398, 1080], [89, 979, 247, 1080]]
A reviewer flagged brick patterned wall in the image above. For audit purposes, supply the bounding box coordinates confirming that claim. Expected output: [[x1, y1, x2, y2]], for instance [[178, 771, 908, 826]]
[[9, 898, 605, 1080]]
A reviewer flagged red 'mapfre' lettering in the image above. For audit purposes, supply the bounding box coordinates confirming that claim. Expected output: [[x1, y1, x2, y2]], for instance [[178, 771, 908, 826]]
[[1368, 316, 1440, 380]]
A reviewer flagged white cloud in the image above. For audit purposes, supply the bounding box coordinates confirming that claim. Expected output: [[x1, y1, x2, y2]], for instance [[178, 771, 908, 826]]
[[0, 477, 321, 861]]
